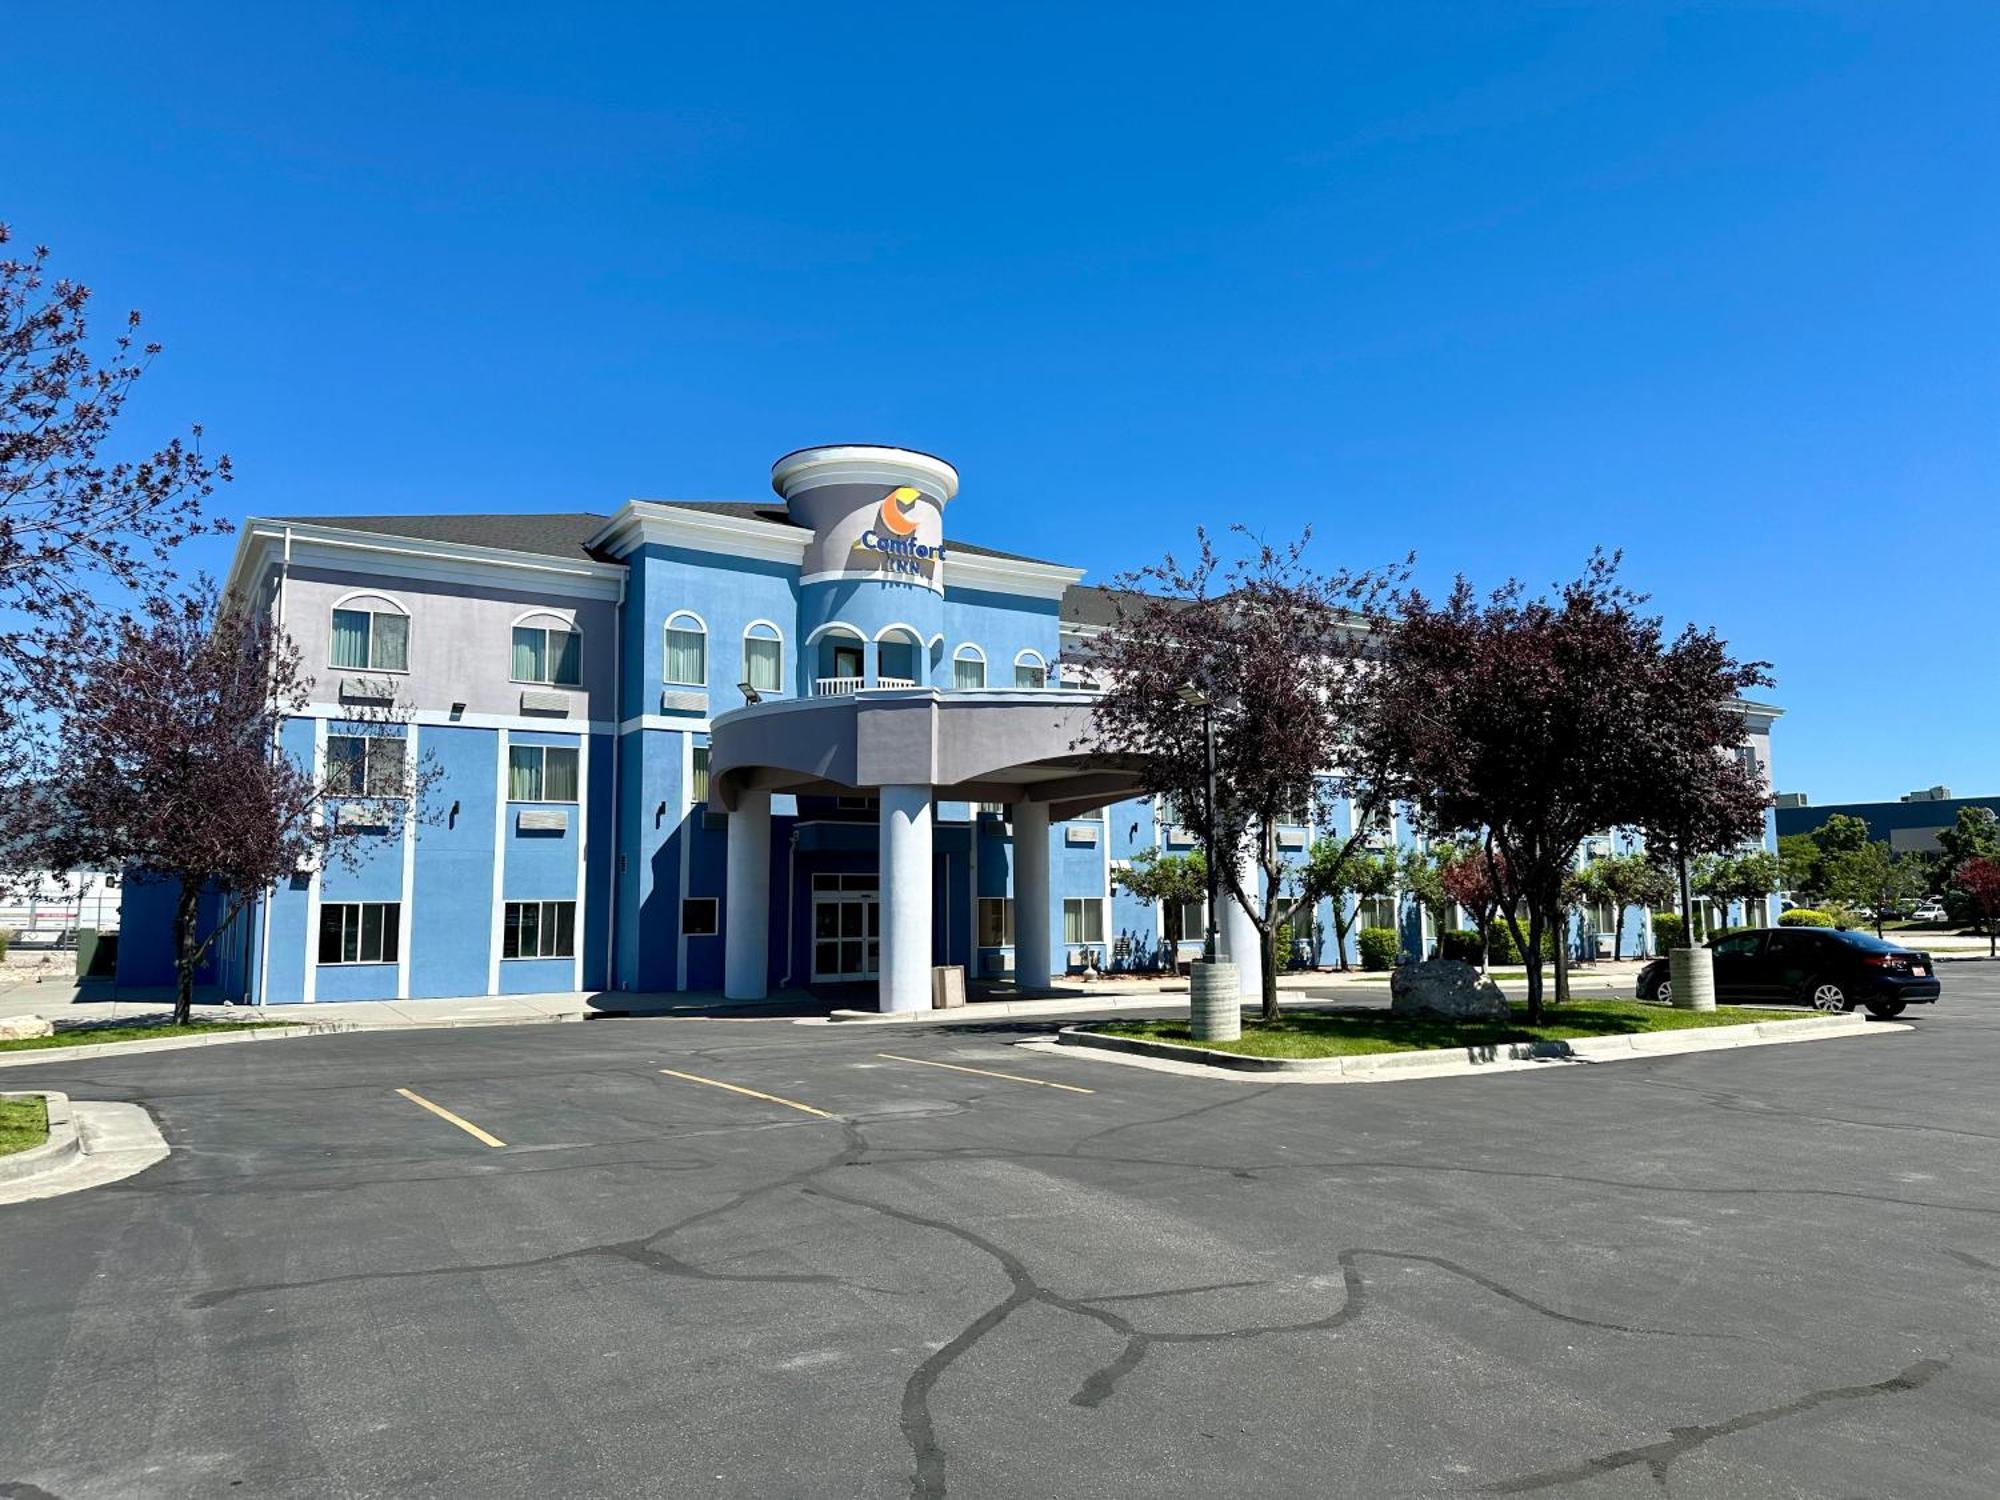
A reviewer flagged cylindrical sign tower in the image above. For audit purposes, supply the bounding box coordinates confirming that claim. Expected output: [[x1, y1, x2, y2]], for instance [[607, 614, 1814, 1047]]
[[774, 445, 960, 691]]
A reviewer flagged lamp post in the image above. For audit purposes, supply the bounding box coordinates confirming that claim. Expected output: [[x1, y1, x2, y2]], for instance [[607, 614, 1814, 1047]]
[[1176, 682, 1221, 963], [1177, 681, 1239, 1041]]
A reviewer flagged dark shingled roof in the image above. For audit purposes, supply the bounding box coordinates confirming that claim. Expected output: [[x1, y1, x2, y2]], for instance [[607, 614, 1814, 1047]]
[[283, 501, 1069, 569], [282, 513, 613, 562]]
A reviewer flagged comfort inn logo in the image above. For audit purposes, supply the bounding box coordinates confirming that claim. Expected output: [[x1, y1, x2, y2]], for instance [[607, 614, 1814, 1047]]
[[855, 485, 947, 578]]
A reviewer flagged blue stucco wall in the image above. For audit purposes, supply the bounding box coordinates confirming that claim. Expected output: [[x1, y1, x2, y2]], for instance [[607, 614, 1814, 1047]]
[[410, 724, 499, 1000]]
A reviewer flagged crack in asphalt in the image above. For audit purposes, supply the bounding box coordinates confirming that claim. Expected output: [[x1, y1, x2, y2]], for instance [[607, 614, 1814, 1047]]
[[1479, 1356, 1950, 1493], [805, 1180, 1733, 1500], [189, 1119, 875, 1309]]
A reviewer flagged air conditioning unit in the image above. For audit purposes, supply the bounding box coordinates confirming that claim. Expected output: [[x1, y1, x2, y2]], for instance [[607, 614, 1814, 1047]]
[[660, 689, 707, 714], [339, 676, 395, 705], [517, 808, 568, 833], [520, 689, 572, 717]]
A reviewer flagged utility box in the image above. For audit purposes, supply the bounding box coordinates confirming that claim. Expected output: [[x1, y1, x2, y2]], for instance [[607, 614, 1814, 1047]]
[[931, 965, 966, 1009], [76, 929, 119, 978]]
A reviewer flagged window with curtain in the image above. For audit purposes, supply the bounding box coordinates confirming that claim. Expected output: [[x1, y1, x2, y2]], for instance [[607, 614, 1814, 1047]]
[[743, 625, 783, 693], [690, 746, 710, 804], [508, 744, 579, 801], [1359, 894, 1398, 931], [326, 734, 406, 797], [953, 650, 985, 690], [664, 614, 707, 686], [330, 606, 408, 671], [1063, 898, 1105, 944], [1013, 654, 1046, 689], [1164, 899, 1206, 944], [512, 624, 581, 685], [977, 897, 1014, 947]]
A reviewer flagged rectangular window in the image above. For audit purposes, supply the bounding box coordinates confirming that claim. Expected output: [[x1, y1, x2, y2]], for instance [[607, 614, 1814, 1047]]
[[682, 897, 719, 936], [330, 608, 408, 672], [953, 656, 985, 690], [508, 744, 580, 802], [1063, 898, 1105, 945], [1164, 899, 1206, 944], [317, 902, 401, 965], [1014, 660, 1046, 689], [512, 625, 582, 686], [744, 635, 783, 693], [690, 746, 711, 805], [501, 900, 575, 959], [326, 734, 407, 797], [977, 897, 1015, 947], [1359, 895, 1398, 931], [665, 626, 707, 687]]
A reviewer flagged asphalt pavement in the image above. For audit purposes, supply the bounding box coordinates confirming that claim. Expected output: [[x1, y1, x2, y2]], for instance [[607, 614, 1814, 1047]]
[[2, 968, 1997, 1497]]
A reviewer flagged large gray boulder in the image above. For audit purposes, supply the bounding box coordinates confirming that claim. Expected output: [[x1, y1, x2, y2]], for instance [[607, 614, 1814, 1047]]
[[0, 1014, 54, 1040], [1389, 960, 1509, 1021]]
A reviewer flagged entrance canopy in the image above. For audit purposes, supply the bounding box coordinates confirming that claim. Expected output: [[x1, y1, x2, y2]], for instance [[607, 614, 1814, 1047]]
[[708, 687, 1148, 819]]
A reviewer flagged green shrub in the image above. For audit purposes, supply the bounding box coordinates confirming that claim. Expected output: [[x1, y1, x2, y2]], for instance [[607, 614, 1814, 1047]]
[[1651, 913, 1686, 950], [1356, 926, 1399, 971], [1779, 907, 1835, 928], [1484, 921, 1556, 965], [0, 929, 10, 960], [1439, 929, 1483, 964]]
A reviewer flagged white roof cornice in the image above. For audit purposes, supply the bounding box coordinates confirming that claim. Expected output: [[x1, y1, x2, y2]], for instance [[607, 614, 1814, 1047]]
[[589, 501, 810, 566], [947, 551, 1086, 602], [225, 519, 628, 603]]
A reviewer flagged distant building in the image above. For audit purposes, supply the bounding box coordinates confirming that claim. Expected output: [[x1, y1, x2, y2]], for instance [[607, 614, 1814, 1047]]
[[1773, 790, 2000, 854]]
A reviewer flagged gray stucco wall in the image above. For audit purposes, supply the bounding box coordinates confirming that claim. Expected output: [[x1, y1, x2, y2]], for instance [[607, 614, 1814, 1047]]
[[282, 564, 620, 721]]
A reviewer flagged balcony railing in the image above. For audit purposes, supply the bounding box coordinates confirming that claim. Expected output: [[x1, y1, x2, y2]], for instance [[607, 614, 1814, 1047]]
[[877, 676, 917, 688], [814, 676, 864, 696]]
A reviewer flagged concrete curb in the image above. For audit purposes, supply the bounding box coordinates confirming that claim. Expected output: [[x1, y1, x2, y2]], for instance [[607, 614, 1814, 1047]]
[[0, 1012, 586, 1070], [1054, 1011, 1893, 1082], [0, 1091, 79, 1183]]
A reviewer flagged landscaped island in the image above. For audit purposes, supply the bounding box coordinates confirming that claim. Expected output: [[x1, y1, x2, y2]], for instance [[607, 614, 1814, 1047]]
[[1094, 1000, 1802, 1059], [0, 1095, 49, 1156]]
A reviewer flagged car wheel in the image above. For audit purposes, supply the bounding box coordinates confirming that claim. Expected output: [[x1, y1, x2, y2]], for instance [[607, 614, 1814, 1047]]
[[1865, 1000, 1907, 1019], [1652, 976, 1672, 1004], [1807, 980, 1851, 1013]]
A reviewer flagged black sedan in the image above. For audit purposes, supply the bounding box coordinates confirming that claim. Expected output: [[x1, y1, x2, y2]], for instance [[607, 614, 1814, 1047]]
[[1636, 926, 1941, 1018]]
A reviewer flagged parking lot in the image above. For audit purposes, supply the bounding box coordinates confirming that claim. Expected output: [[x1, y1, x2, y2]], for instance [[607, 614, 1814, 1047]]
[[3, 969, 1998, 1498]]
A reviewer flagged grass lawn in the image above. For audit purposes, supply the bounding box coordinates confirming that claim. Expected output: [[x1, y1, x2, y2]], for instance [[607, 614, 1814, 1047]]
[[0, 1095, 49, 1155], [0, 1020, 297, 1054], [1095, 999, 1802, 1059]]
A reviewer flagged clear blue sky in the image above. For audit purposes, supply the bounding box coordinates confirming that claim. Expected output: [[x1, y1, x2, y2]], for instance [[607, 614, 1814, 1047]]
[[10, 3, 1995, 803]]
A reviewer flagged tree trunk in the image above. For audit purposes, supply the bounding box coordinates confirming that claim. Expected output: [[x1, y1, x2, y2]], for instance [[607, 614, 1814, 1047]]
[[1553, 929, 1569, 1007], [173, 882, 200, 1026], [1522, 909, 1545, 1025], [1261, 922, 1280, 1023], [1611, 903, 1625, 962]]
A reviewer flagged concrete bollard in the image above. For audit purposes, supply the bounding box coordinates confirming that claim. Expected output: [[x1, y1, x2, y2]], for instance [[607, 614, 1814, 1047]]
[[1190, 960, 1242, 1042], [1670, 946, 1715, 1011]]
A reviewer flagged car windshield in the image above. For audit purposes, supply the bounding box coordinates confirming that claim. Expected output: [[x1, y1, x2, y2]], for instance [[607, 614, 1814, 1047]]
[[1829, 929, 1908, 953]]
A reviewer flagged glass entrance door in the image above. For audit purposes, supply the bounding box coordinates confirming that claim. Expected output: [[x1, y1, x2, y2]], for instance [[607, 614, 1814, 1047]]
[[811, 874, 880, 981]]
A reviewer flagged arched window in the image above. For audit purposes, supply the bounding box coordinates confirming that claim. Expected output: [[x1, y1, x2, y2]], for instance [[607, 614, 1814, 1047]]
[[876, 625, 922, 686], [1012, 650, 1047, 690], [810, 624, 865, 694], [330, 593, 409, 672], [512, 611, 582, 686], [953, 645, 986, 691], [742, 621, 784, 694], [664, 612, 708, 687]]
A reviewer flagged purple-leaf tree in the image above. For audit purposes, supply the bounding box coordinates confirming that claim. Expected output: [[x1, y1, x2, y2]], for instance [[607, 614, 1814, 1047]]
[[1073, 527, 1409, 1021], [1364, 551, 1768, 1024], [0, 224, 231, 792], [32, 583, 439, 1023]]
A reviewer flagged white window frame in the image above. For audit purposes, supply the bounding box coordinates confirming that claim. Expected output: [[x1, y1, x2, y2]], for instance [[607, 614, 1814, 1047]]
[[953, 645, 987, 690], [682, 897, 719, 937], [742, 620, 785, 694], [664, 611, 708, 688], [511, 614, 583, 687], [1012, 650, 1047, 690], [690, 745, 711, 806], [318, 901, 401, 966], [325, 733, 408, 799], [1063, 897, 1105, 945], [977, 896, 1015, 946], [508, 743, 581, 803], [329, 594, 410, 673], [502, 899, 576, 960]]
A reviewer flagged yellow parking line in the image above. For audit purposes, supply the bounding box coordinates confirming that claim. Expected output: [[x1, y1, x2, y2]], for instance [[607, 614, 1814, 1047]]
[[876, 1053, 1095, 1095], [395, 1087, 506, 1148], [657, 1067, 838, 1119]]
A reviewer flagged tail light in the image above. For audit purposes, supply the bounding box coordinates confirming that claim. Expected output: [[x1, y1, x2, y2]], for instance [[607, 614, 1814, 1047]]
[[1862, 953, 1909, 972]]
